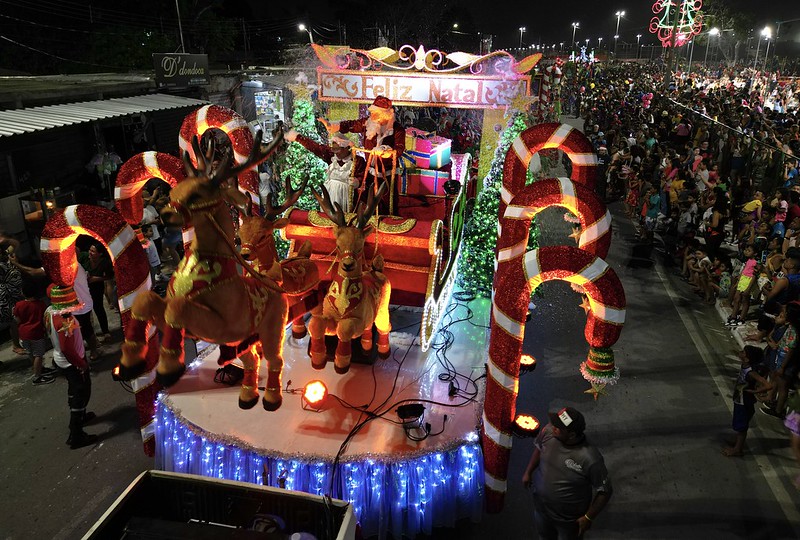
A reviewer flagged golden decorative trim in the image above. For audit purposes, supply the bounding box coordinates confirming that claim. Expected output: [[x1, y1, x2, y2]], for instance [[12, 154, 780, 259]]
[[307, 211, 416, 234]]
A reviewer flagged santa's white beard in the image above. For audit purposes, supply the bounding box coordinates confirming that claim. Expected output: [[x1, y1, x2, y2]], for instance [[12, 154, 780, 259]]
[[365, 117, 392, 141]]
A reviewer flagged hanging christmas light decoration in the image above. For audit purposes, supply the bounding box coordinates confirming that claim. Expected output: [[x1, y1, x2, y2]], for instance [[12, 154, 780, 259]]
[[649, 0, 703, 48]]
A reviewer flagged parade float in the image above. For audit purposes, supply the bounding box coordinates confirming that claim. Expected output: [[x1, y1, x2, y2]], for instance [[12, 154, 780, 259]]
[[38, 43, 626, 539]]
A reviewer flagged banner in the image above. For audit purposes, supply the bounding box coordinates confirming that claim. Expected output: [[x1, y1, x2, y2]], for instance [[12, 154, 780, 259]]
[[154, 54, 210, 88], [317, 69, 531, 110]]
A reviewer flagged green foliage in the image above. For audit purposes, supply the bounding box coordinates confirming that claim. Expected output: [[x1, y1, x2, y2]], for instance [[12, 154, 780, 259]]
[[280, 98, 328, 211], [457, 113, 542, 298]]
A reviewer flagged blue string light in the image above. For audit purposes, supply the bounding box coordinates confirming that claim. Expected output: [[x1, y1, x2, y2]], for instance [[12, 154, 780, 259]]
[[154, 399, 484, 538]]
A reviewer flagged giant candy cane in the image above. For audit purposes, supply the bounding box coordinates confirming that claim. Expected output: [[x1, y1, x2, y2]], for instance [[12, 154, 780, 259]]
[[501, 123, 597, 211], [41, 205, 159, 455], [503, 177, 611, 257], [115, 151, 194, 249], [179, 104, 261, 215]]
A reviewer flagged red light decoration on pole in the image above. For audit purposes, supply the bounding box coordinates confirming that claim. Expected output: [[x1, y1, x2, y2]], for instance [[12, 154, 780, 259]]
[[649, 0, 703, 48]]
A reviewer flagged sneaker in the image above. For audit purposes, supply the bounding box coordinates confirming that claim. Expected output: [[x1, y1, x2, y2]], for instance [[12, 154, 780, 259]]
[[66, 432, 98, 450], [760, 405, 784, 419], [724, 318, 738, 326], [41, 367, 58, 376], [32, 374, 55, 386]]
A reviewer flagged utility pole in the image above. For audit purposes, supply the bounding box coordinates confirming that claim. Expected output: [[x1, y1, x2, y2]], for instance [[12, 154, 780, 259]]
[[664, 1, 681, 91], [175, 0, 186, 53], [241, 19, 248, 59]]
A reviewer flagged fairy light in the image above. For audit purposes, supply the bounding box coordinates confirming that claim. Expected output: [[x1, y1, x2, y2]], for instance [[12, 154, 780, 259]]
[[650, 0, 703, 48]]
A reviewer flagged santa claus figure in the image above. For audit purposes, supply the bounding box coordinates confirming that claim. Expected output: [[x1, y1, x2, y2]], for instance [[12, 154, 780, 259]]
[[285, 130, 365, 213], [319, 95, 405, 214]]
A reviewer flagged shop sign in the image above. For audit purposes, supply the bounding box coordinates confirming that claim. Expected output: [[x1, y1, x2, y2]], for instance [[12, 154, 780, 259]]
[[154, 54, 210, 87], [317, 69, 530, 109]]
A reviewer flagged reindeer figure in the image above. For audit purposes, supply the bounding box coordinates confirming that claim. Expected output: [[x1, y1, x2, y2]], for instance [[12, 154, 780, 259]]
[[239, 177, 317, 340], [308, 183, 392, 374], [117, 131, 292, 411]]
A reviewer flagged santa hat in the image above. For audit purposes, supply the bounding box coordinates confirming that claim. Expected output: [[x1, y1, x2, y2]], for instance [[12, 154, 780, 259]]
[[368, 95, 393, 111], [330, 133, 354, 148], [47, 284, 84, 315]]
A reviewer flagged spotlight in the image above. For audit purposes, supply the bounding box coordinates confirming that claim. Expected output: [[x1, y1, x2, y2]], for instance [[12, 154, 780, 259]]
[[512, 413, 541, 437], [112, 364, 122, 381], [396, 403, 425, 429], [443, 179, 461, 196], [519, 354, 537, 374], [302, 380, 328, 411]]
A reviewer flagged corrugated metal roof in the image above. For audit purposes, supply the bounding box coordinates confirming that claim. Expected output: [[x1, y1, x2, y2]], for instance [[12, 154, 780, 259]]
[[0, 93, 209, 138]]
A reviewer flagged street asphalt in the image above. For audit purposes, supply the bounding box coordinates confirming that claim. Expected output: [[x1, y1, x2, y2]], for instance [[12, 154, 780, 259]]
[[1, 115, 799, 539]]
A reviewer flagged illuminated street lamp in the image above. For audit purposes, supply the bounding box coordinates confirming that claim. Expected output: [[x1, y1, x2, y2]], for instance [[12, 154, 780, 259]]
[[571, 22, 580, 47], [598, 37, 603, 48], [705, 27, 719, 65], [636, 33, 642, 59], [762, 27, 772, 71], [519, 26, 526, 47], [614, 10, 625, 55], [298, 23, 314, 44]]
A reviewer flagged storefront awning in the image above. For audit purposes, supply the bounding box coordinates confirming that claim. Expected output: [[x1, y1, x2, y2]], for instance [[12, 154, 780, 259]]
[[0, 93, 208, 138]]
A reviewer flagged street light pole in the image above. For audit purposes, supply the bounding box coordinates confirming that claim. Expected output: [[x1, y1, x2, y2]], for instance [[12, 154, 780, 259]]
[[614, 10, 625, 56], [298, 23, 314, 44], [175, 0, 186, 53], [571, 22, 579, 49], [636, 33, 641, 59], [761, 27, 772, 71], [598, 37, 603, 49], [519, 26, 526, 47], [705, 27, 719, 65]]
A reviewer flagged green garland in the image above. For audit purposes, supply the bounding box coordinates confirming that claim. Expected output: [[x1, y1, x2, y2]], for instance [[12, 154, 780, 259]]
[[457, 113, 544, 298]]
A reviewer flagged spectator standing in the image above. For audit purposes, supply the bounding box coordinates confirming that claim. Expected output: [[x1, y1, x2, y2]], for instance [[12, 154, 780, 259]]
[[13, 281, 55, 385], [44, 285, 97, 450], [78, 243, 113, 342], [522, 407, 613, 539], [0, 242, 25, 355], [722, 346, 771, 457]]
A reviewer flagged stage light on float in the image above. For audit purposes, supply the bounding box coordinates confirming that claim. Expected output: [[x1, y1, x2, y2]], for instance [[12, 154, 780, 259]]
[[519, 354, 537, 374], [513, 414, 541, 437], [302, 380, 328, 411], [397, 403, 425, 429]]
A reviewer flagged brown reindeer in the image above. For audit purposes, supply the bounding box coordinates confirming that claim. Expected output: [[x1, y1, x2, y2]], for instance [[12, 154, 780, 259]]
[[117, 131, 292, 411], [238, 178, 317, 340], [308, 183, 392, 374]]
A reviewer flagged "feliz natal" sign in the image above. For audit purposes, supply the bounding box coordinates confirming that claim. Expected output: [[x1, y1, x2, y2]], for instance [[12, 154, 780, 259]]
[[316, 69, 531, 109]]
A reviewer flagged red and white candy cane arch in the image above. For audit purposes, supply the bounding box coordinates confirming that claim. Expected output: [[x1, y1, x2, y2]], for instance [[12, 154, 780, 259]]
[[179, 104, 261, 215], [115, 151, 195, 250], [500, 123, 598, 215], [483, 244, 625, 511], [40, 205, 160, 455], [503, 177, 612, 257]]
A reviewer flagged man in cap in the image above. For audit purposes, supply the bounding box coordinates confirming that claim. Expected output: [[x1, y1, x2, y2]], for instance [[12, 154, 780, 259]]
[[285, 129, 366, 213], [319, 95, 405, 214], [522, 407, 613, 539]]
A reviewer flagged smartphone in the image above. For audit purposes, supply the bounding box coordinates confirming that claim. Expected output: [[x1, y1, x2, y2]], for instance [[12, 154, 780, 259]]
[[760, 251, 768, 264]]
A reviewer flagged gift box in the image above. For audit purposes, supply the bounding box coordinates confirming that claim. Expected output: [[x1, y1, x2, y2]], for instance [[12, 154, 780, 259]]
[[401, 168, 451, 196], [404, 128, 452, 169]]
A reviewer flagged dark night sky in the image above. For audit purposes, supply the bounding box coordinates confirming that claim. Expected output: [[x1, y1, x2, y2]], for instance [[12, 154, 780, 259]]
[[271, 0, 798, 50]]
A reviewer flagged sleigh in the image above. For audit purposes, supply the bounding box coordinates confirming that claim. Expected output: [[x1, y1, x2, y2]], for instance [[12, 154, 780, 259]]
[[283, 153, 473, 351]]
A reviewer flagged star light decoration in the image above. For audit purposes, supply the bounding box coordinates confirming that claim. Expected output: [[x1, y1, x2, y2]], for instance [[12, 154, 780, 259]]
[[504, 86, 538, 118], [649, 0, 703, 48], [584, 382, 609, 400]]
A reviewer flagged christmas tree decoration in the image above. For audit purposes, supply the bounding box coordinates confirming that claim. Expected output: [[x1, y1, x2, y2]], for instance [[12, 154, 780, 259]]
[[40, 205, 159, 455], [281, 96, 328, 212], [649, 0, 704, 48], [457, 113, 532, 297]]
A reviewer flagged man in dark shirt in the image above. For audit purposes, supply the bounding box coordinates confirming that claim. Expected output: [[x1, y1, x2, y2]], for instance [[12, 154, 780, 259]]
[[522, 407, 613, 539]]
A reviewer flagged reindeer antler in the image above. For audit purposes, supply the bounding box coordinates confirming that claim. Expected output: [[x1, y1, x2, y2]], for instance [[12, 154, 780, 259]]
[[356, 181, 388, 230], [264, 176, 308, 220], [209, 129, 286, 187], [182, 135, 216, 178], [313, 185, 347, 228]]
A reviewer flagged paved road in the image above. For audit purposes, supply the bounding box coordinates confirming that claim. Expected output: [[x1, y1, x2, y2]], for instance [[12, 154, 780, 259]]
[[1, 115, 799, 539]]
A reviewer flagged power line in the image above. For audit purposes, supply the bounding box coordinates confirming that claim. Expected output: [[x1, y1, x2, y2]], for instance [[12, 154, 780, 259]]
[[0, 34, 127, 70]]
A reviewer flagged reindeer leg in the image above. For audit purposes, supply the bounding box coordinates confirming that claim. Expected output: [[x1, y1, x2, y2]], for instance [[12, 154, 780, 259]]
[[334, 319, 357, 374], [374, 281, 393, 359], [238, 348, 260, 409], [308, 308, 327, 370], [360, 327, 373, 353], [156, 324, 185, 387], [291, 315, 307, 339], [118, 292, 165, 379], [261, 302, 287, 411]]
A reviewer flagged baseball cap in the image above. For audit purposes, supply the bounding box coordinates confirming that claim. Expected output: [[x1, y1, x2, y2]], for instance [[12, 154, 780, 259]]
[[548, 407, 586, 435]]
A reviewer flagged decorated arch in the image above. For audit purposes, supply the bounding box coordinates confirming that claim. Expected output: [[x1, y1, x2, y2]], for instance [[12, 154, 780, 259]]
[[179, 104, 261, 215], [502, 177, 611, 257], [500, 123, 598, 213], [40, 205, 160, 455]]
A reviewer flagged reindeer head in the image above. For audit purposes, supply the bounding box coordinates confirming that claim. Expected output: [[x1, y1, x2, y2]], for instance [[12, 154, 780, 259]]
[[313, 182, 387, 279], [239, 176, 307, 263], [161, 129, 285, 228]]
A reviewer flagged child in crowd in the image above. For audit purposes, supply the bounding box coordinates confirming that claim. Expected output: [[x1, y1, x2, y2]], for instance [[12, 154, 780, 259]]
[[727, 244, 758, 326], [642, 185, 661, 243], [738, 190, 764, 229], [44, 285, 97, 449], [773, 188, 789, 238], [763, 301, 800, 419], [142, 225, 168, 285], [13, 281, 55, 385], [723, 345, 771, 457], [707, 256, 732, 304]]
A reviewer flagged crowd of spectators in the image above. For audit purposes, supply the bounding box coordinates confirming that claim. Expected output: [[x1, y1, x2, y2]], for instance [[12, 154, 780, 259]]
[[566, 60, 800, 483]]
